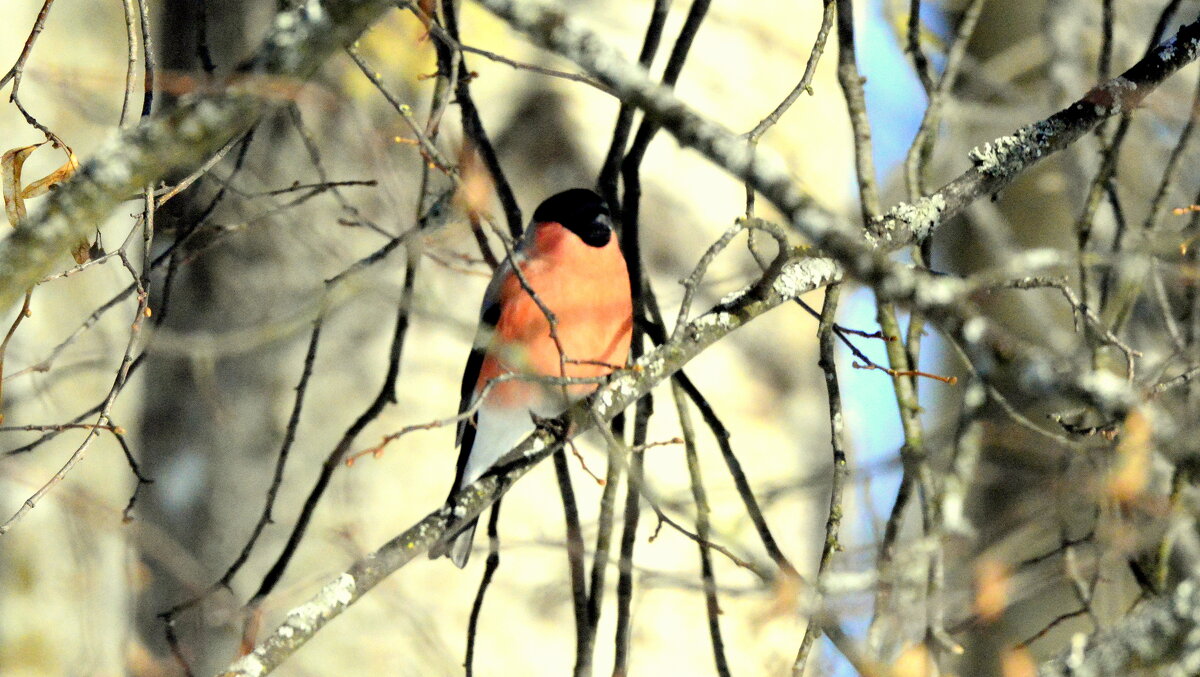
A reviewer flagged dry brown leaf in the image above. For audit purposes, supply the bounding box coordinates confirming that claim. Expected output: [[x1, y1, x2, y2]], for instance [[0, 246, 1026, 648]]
[[3, 142, 91, 261], [974, 558, 1011, 623], [70, 239, 91, 265], [893, 643, 934, 677], [456, 143, 493, 219], [750, 567, 801, 627], [1001, 647, 1037, 677], [2, 142, 44, 227], [20, 147, 79, 199], [1109, 408, 1152, 504]]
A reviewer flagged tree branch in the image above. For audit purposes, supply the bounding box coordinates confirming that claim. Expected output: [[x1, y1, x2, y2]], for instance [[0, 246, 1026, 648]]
[[1038, 570, 1200, 676], [471, 0, 1200, 416], [217, 252, 841, 676], [0, 0, 398, 309], [470, 0, 1200, 260]]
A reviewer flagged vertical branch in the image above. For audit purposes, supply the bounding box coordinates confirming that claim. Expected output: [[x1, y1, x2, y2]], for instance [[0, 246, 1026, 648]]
[[868, 301, 936, 649], [898, 1, 985, 496], [597, 0, 670, 210], [833, 0, 938, 655], [1099, 0, 1115, 82], [901, 7, 984, 657], [247, 245, 421, 607], [612, 3, 718, 670], [834, 0, 929, 652], [906, 0, 934, 93], [136, 0, 156, 117], [119, 0, 139, 126], [465, 502, 503, 677], [672, 381, 731, 677], [834, 0, 882, 223], [902, 0, 986, 199], [612, 380, 651, 675], [743, 0, 835, 217], [793, 283, 848, 675], [580, 430, 623, 672], [138, 182, 156, 368], [438, 0, 523, 237], [555, 447, 591, 677]]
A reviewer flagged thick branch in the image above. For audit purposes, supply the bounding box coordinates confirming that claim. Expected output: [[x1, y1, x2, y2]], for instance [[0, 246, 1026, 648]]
[[1038, 574, 1200, 676], [0, 0, 397, 309], [470, 0, 1200, 257], [217, 254, 841, 676], [471, 0, 1200, 416]]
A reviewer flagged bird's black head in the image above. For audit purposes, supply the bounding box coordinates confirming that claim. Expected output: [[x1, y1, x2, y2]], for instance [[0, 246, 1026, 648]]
[[532, 188, 613, 247]]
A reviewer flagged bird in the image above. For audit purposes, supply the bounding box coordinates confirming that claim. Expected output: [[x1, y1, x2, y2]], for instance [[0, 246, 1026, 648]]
[[431, 188, 633, 568]]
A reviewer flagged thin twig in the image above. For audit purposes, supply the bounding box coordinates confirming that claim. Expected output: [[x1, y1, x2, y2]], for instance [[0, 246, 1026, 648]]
[[118, 0, 138, 126], [580, 420, 622, 670], [0, 290, 33, 422], [903, 0, 986, 198], [465, 503, 503, 677], [554, 447, 591, 677], [906, 0, 934, 93], [793, 283, 847, 675], [159, 313, 327, 630], [0, 186, 155, 534], [835, 0, 882, 224], [438, 0, 523, 238], [672, 380, 731, 677], [0, 0, 57, 94], [743, 0, 834, 216], [136, 0, 155, 118], [244, 244, 420, 608]]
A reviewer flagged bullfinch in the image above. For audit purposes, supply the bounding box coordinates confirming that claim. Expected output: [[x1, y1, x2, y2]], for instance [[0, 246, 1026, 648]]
[[432, 188, 633, 568]]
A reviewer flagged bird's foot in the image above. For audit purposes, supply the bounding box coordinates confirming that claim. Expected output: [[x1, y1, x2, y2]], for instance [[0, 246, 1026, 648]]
[[529, 412, 570, 440]]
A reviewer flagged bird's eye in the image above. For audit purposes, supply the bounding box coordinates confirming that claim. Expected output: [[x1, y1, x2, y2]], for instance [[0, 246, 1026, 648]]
[[573, 212, 613, 247]]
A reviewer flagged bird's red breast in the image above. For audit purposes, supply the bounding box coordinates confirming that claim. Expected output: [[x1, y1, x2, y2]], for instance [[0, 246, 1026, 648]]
[[476, 220, 633, 409]]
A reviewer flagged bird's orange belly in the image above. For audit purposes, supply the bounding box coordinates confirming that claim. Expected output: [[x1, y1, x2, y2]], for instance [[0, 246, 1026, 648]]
[[477, 287, 633, 410]]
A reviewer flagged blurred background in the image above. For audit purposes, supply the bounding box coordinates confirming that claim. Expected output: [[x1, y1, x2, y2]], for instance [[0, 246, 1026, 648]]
[[1, 0, 1198, 675]]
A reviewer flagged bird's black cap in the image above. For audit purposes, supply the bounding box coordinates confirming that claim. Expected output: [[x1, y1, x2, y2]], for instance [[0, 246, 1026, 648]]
[[532, 188, 612, 247]]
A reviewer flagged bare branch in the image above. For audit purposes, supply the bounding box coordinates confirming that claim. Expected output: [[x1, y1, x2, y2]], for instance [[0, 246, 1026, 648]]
[[1038, 572, 1200, 676], [0, 0, 402, 309], [219, 249, 842, 676]]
